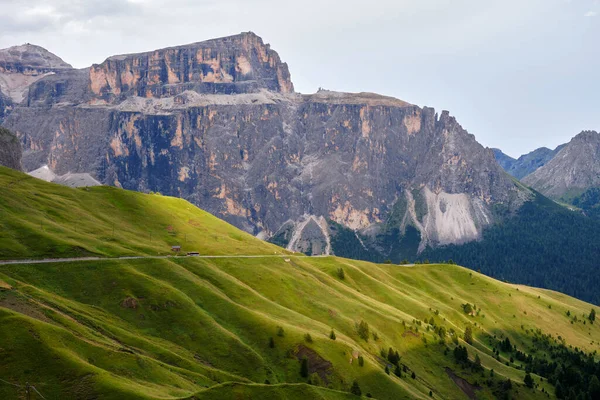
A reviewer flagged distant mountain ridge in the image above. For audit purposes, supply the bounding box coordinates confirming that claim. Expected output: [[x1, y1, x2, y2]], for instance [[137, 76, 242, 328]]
[[492, 145, 565, 179], [523, 131, 600, 200]]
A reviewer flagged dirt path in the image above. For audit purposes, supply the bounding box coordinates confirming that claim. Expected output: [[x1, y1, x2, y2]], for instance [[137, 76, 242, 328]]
[[0, 254, 307, 266]]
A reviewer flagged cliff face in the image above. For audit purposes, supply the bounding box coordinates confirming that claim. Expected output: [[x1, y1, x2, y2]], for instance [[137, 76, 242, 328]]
[[1, 32, 526, 255], [89, 32, 293, 101], [0, 127, 22, 170], [523, 131, 600, 200]]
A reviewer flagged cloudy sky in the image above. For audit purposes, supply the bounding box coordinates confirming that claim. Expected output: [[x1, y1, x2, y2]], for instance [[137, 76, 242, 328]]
[[0, 0, 598, 157]]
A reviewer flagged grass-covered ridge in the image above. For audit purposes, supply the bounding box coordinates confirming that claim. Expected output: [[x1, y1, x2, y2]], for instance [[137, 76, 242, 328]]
[[1, 168, 599, 399], [0, 166, 283, 259]]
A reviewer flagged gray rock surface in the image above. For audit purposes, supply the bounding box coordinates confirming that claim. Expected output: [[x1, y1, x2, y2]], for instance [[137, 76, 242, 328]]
[[1, 32, 527, 254], [0, 127, 21, 170], [523, 131, 600, 200]]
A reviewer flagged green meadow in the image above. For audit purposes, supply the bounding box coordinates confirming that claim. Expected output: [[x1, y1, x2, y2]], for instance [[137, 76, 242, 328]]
[[0, 167, 599, 399]]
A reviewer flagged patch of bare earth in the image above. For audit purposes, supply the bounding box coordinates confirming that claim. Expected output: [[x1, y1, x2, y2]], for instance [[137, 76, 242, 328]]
[[295, 345, 333, 383], [0, 292, 52, 323], [402, 330, 420, 338], [120, 297, 138, 309], [445, 367, 481, 399]]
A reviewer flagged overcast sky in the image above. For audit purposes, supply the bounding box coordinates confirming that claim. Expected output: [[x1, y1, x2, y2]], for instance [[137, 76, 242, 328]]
[[0, 0, 598, 157]]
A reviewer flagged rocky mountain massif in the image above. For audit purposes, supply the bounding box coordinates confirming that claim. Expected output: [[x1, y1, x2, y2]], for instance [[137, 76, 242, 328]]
[[0, 32, 528, 258]]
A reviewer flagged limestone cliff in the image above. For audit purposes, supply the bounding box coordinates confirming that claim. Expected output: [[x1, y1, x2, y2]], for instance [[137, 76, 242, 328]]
[[1, 32, 527, 256]]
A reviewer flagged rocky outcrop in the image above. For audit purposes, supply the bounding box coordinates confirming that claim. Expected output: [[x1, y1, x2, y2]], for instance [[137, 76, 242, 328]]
[[28, 165, 101, 188], [0, 43, 72, 106], [493, 145, 565, 180], [523, 131, 600, 200], [1, 33, 527, 255], [0, 127, 22, 170]]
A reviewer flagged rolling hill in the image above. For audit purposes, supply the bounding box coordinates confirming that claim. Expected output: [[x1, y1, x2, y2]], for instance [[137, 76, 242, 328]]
[[1, 167, 599, 400]]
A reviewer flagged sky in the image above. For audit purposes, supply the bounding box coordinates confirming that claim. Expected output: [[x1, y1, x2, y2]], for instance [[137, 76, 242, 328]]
[[0, 0, 598, 158]]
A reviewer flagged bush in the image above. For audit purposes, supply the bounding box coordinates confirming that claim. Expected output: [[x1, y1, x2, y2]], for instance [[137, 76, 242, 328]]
[[277, 326, 285, 337], [337, 268, 345, 280], [304, 333, 313, 343], [329, 329, 336, 340], [269, 337, 275, 348], [358, 355, 364, 367]]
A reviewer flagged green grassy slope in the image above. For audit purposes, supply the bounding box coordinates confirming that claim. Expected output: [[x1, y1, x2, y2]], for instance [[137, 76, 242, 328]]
[[1, 168, 599, 399], [0, 166, 284, 259]]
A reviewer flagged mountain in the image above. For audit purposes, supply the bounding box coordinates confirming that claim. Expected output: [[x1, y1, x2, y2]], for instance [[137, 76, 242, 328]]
[[0, 127, 21, 170], [492, 145, 565, 180], [1, 166, 600, 400], [0, 43, 72, 116], [523, 131, 600, 201], [0, 32, 528, 259]]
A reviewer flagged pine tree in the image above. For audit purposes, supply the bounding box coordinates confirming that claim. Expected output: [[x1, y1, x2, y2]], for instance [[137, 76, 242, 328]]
[[464, 326, 473, 345], [411, 371, 416, 379], [350, 380, 362, 396], [555, 381, 564, 399], [524, 373, 534, 388], [474, 354, 482, 370], [589, 375, 600, 399], [300, 358, 309, 378], [357, 320, 370, 341], [277, 326, 285, 337], [269, 337, 275, 348], [329, 329, 336, 340], [385, 365, 390, 375], [358, 355, 364, 367], [590, 308, 597, 324], [394, 364, 402, 378]]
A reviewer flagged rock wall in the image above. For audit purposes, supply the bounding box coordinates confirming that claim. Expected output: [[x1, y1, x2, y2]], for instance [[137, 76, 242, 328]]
[[1, 32, 525, 254], [0, 127, 22, 170]]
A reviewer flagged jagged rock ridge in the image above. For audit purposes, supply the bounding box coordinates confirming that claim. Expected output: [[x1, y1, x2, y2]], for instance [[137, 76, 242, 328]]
[[523, 131, 600, 200], [0, 32, 527, 255]]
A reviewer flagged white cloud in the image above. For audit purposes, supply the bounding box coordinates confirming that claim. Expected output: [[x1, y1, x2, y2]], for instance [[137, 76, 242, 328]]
[[584, 10, 597, 16]]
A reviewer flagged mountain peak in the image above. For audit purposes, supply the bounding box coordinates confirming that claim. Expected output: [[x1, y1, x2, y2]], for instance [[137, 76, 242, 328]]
[[523, 130, 600, 199], [0, 43, 72, 70], [91, 31, 293, 100]]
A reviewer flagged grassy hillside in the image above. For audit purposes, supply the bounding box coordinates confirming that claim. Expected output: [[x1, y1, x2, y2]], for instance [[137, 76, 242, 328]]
[[0, 166, 284, 259], [1, 168, 599, 399]]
